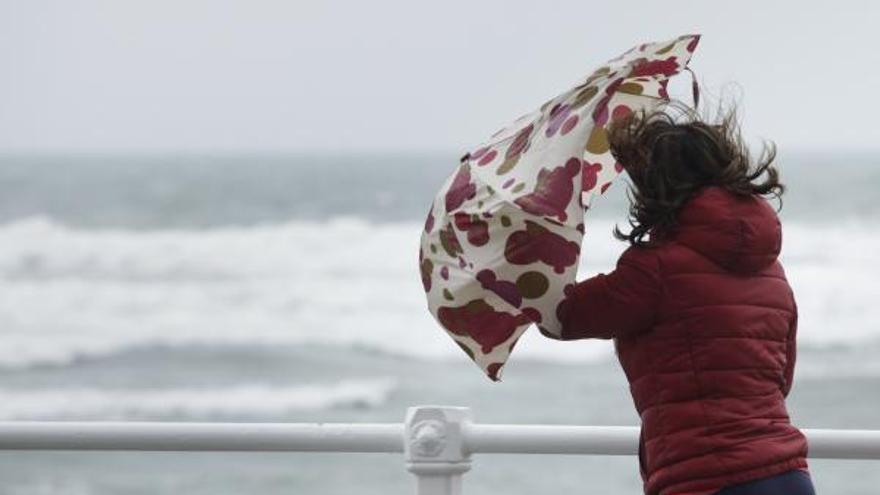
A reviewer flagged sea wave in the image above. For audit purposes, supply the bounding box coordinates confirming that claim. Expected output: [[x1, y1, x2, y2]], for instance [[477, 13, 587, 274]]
[[0, 215, 878, 369], [0, 378, 399, 420]]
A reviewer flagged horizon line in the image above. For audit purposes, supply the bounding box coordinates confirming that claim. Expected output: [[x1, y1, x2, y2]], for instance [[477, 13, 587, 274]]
[[1, 146, 878, 157]]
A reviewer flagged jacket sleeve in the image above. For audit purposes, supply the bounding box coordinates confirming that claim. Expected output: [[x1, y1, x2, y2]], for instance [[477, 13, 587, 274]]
[[781, 295, 798, 398], [555, 244, 662, 340], [638, 427, 648, 482]]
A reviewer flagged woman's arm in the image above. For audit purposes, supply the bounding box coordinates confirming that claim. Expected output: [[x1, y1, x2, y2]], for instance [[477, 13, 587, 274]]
[[555, 244, 662, 340], [782, 296, 798, 398]]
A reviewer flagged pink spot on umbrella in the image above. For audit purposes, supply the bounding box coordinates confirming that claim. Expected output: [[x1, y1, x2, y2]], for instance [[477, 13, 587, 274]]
[[560, 115, 579, 136], [471, 146, 490, 160], [593, 105, 609, 127], [478, 149, 498, 166], [507, 124, 533, 157], [546, 104, 572, 138]]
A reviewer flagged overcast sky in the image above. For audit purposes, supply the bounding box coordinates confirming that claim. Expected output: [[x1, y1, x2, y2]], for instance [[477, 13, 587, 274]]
[[1, 0, 878, 153]]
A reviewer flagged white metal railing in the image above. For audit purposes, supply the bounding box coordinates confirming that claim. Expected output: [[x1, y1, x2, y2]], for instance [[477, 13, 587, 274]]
[[1, 405, 878, 495]]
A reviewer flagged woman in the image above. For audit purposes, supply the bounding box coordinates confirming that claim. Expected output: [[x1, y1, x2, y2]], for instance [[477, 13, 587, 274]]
[[553, 99, 816, 495]]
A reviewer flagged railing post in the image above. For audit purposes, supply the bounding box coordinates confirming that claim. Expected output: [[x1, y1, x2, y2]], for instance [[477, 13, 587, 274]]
[[404, 406, 473, 495]]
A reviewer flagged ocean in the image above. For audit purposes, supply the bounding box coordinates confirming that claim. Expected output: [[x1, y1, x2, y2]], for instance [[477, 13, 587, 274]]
[[0, 150, 877, 494]]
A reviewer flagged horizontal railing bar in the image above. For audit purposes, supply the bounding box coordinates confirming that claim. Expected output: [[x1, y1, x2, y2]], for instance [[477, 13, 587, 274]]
[[0, 422, 878, 459], [0, 422, 404, 453], [465, 425, 880, 459], [802, 428, 880, 460], [465, 424, 638, 455]]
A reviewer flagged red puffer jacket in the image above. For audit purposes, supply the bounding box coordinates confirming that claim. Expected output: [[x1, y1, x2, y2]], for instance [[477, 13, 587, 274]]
[[555, 185, 809, 495]]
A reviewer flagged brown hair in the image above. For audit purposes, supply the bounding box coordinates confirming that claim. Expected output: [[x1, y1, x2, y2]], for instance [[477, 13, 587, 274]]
[[607, 97, 785, 247]]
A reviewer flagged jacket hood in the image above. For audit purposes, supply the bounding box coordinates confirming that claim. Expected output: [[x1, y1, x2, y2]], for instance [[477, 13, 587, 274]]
[[666, 186, 782, 273]]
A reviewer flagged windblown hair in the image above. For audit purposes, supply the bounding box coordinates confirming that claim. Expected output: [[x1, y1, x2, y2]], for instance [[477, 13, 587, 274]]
[[607, 98, 785, 247]]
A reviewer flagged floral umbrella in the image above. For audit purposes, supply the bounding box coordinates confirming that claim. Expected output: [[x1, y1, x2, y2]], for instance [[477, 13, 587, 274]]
[[419, 34, 701, 382]]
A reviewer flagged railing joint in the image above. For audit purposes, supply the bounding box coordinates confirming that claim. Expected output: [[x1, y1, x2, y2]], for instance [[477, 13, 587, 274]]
[[404, 406, 473, 495]]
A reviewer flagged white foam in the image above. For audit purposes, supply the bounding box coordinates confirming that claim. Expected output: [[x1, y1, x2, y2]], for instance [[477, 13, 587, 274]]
[[0, 378, 399, 419], [0, 215, 877, 369]]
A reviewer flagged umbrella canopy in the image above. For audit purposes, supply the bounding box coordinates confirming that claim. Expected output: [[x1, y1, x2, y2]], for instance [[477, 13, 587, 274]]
[[419, 34, 701, 382]]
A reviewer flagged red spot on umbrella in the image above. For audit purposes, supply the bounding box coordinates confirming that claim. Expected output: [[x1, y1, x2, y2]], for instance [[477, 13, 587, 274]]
[[513, 158, 580, 222], [658, 79, 670, 99], [454, 212, 490, 246], [424, 208, 435, 233], [630, 56, 679, 78], [504, 219, 579, 274], [487, 362, 503, 382], [437, 299, 534, 355], [445, 165, 476, 212], [581, 161, 603, 193], [521, 307, 542, 323], [592, 78, 624, 126], [612, 104, 632, 122], [477, 269, 522, 308]]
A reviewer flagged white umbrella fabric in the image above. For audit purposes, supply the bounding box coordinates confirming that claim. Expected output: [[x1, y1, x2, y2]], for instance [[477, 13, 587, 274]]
[[419, 34, 702, 381]]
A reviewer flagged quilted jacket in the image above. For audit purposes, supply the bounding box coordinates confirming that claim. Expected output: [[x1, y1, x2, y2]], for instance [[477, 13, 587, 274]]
[[555, 185, 809, 495]]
